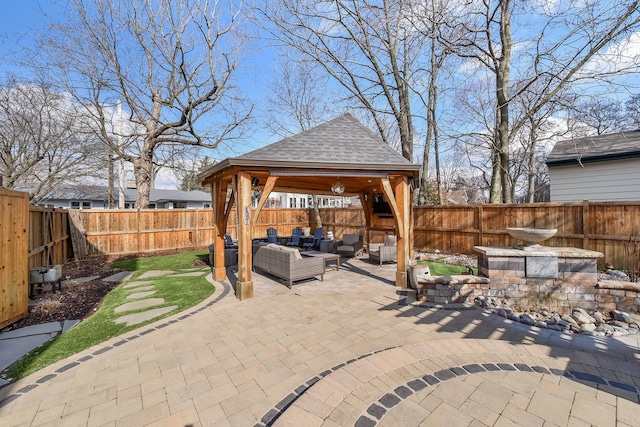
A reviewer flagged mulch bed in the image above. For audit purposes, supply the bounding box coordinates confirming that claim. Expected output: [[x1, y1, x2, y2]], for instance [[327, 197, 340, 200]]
[[0, 256, 124, 333], [2, 250, 211, 334]]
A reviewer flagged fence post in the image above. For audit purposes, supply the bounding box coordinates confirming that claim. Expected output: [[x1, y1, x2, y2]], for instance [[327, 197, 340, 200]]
[[582, 200, 589, 250], [194, 208, 199, 248], [137, 208, 141, 253], [477, 205, 484, 246]]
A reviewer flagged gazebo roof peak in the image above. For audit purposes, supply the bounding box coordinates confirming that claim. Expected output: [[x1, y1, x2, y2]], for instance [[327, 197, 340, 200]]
[[235, 113, 413, 167], [198, 113, 420, 186]]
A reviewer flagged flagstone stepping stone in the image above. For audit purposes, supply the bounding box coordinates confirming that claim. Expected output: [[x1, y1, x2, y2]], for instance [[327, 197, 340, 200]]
[[114, 305, 178, 326], [170, 271, 207, 277], [62, 319, 81, 333], [114, 298, 165, 313], [126, 285, 155, 293], [123, 280, 154, 289], [102, 272, 134, 282], [126, 290, 157, 299], [138, 270, 174, 279]]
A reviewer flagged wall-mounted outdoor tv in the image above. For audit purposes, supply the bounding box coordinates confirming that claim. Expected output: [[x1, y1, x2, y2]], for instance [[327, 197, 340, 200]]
[[372, 194, 393, 217]]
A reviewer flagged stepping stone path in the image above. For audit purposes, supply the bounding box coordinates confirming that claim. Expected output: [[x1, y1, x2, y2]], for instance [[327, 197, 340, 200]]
[[111, 269, 208, 327]]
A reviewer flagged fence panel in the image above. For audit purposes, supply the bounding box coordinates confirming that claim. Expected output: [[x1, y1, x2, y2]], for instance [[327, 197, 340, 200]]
[[414, 201, 640, 269], [28, 206, 69, 269], [1, 189, 29, 328]]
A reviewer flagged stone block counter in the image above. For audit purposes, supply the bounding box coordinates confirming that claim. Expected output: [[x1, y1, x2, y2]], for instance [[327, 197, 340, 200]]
[[474, 246, 606, 314]]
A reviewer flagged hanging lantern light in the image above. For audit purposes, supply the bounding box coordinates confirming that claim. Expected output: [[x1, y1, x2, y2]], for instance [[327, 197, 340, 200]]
[[331, 178, 345, 195]]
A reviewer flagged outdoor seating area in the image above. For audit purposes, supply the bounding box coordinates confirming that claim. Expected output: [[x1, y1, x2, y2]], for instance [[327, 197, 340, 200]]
[[368, 234, 397, 265]]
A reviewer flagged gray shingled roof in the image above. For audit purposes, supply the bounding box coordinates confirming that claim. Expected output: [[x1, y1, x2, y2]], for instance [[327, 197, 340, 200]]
[[547, 131, 640, 166], [236, 113, 413, 166], [40, 185, 210, 203]]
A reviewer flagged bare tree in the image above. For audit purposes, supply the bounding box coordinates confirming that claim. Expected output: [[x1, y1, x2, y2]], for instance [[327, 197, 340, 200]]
[[34, 0, 252, 207], [172, 155, 216, 192], [0, 76, 102, 203], [625, 93, 640, 128], [443, 0, 640, 203], [255, 0, 426, 161], [568, 97, 628, 136], [408, 0, 458, 205], [264, 53, 335, 137]]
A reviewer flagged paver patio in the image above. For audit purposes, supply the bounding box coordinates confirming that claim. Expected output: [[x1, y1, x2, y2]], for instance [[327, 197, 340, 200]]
[[0, 258, 638, 426]]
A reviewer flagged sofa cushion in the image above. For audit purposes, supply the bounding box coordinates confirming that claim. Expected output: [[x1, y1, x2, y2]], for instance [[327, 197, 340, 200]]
[[278, 245, 303, 260], [384, 235, 397, 246]]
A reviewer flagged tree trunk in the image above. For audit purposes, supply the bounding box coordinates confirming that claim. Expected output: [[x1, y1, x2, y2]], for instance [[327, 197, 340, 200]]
[[133, 146, 155, 208], [489, 144, 502, 203], [311, 194, 322, 228], [495, 0, 512, 204], [527, 118, 537, 203], [108, 154, 114, 209]]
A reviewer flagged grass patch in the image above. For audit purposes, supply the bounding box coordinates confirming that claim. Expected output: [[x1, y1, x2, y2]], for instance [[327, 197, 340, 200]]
[[9, 250, 214, 380], [417, 260, 477, 276]]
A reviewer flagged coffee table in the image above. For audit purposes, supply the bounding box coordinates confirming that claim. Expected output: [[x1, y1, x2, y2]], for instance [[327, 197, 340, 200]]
[[301, 251, 340, 271]]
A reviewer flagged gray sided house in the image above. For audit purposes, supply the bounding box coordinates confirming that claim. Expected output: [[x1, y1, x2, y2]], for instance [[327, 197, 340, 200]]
[[546, 131, 640, 202], [38, 186, 212, 209]]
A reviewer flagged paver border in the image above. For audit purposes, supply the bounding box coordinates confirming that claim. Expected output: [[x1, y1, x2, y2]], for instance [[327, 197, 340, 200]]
[[354, 362, 640, 426]]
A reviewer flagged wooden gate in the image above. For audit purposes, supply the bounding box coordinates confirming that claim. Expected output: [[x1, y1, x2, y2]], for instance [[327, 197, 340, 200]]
[[1, 189, 29, 328]]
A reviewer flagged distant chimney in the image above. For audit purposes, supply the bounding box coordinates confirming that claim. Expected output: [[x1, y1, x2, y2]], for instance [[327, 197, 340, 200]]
[[126, 180, 136, 189]]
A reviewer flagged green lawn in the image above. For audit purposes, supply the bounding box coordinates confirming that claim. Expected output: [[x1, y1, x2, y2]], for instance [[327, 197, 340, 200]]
[[416, 260, 477, 276], [10, 250, 214, 380]]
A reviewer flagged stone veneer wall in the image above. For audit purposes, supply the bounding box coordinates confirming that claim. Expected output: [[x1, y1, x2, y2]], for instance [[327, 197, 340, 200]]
[[595, 281, 640, 314], [474, 247, 613, 315]]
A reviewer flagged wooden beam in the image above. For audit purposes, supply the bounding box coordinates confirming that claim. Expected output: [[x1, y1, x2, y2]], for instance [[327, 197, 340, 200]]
[[360, 191, 372, 247], [251, 176, 279, 230], [223, 182, 235, 231], [236, 172, 254, 300], [212, 181, 227, 281], [380, 178, 404, 238]]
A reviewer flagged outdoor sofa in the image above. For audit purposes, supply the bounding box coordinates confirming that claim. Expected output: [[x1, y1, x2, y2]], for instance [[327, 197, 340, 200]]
[[253, 243, 324, 288]]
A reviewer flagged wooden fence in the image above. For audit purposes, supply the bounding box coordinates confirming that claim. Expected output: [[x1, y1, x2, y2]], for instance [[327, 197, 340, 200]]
[[414, 201, 640, 269], [67, 208, 312, 258], [29, 206, 69, 269], [1, 189, 29, 328]]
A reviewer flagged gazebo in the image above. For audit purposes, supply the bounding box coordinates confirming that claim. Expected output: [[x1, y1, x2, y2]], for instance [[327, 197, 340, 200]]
[[198, 114, 421, 300]]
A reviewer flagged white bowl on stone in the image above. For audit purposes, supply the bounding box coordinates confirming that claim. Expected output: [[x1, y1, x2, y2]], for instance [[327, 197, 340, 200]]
[[506, 227, 557, 250]]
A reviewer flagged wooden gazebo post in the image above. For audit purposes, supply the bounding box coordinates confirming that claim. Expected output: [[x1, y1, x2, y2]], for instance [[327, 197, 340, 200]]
[[235, 172, 254, 300]]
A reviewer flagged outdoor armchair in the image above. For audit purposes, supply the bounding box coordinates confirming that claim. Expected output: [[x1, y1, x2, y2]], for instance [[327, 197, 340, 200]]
[[266, 227, 279, 244], [335, 233, 363, 257], [287, 227, 302, 246], [368, 235, 397, 265], [303, 227, 324, 250]]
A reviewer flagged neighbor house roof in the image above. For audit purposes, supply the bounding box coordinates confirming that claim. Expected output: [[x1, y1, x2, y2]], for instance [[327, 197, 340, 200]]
[[547, 130, 640, 166], [199, 113, 420, 189], [39, 185, 210, 204]]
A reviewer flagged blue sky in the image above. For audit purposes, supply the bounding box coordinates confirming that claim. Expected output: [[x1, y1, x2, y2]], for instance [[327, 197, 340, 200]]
[[0, 1, 281, 188], [0, 1, 55, 72]]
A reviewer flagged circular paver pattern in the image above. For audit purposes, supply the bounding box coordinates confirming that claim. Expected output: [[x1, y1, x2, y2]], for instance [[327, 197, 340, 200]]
[[0, 259, 638, 427], [267, 340, 639, 427]]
